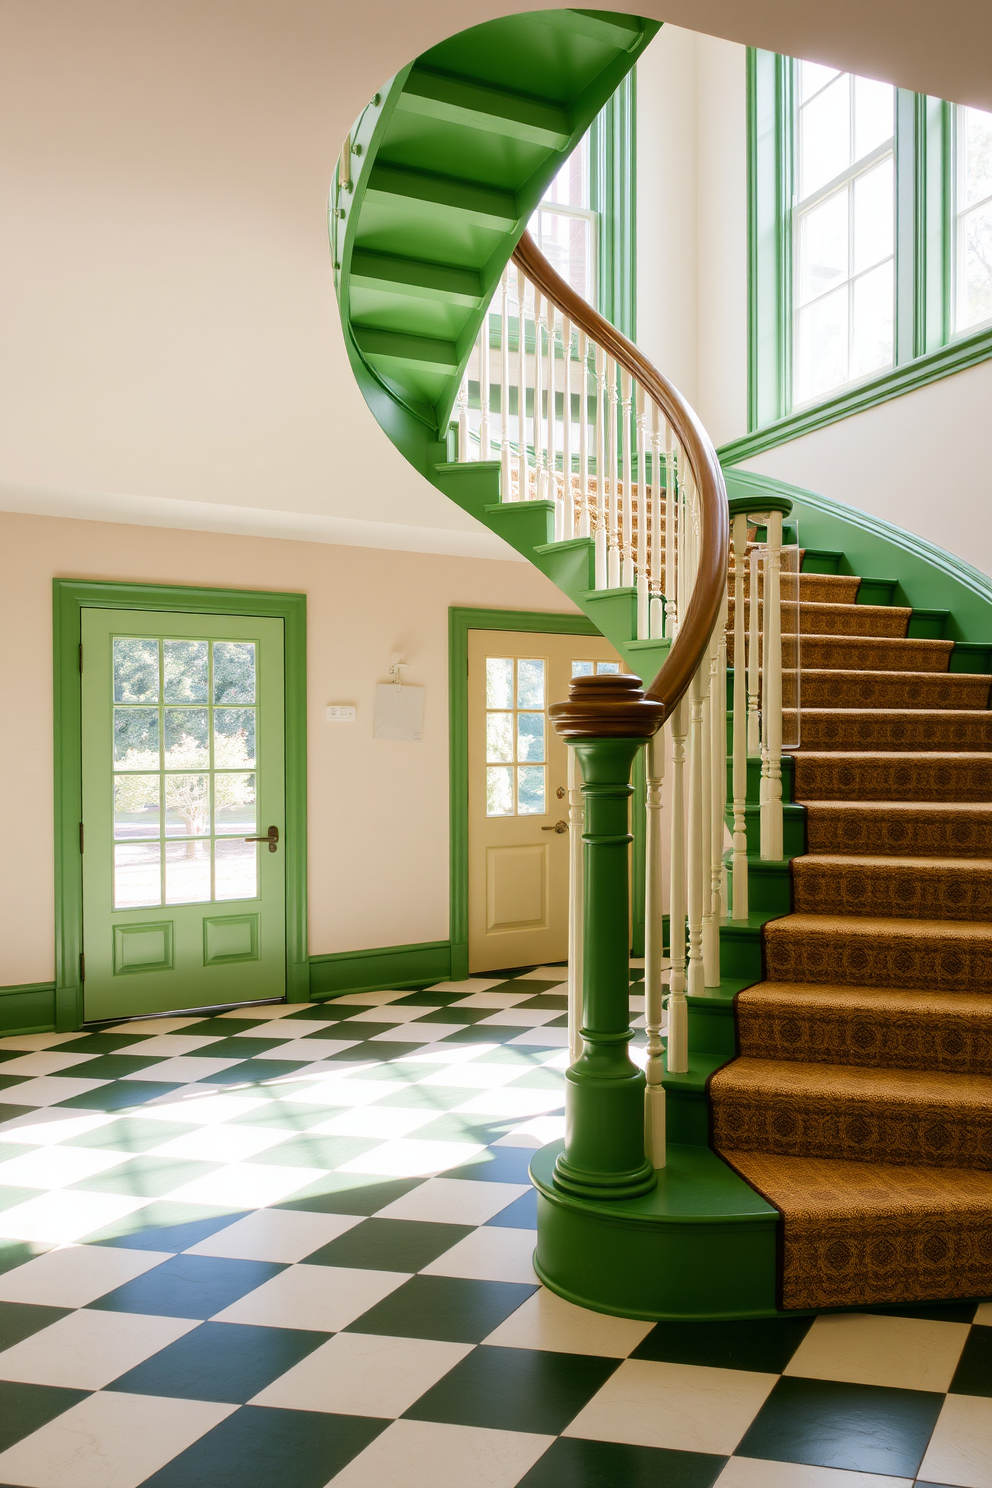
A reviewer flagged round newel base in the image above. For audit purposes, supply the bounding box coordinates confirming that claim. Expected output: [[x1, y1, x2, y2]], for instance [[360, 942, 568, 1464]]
[[530, 1140, 782, 1321], [552, 1151, 657, 1202]]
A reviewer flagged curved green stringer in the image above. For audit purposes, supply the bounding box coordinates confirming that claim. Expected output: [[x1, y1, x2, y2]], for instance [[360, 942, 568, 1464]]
[[333, 13, 992, 1320]]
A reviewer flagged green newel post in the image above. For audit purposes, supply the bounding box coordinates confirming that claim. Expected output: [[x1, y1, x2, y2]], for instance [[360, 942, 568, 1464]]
[[549, 673, 665, 1202]]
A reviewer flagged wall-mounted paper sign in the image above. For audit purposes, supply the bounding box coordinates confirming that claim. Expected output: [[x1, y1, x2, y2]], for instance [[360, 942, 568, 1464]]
[[373, 683, 425, 741]]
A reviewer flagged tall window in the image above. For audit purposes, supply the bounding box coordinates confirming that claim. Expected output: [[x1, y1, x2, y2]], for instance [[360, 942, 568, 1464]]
[[794, 63, 895, 404], [955, 105, 992, 333]]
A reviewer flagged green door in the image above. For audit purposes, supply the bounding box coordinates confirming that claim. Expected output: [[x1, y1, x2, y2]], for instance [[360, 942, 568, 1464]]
[[81, 608, 286, 1021]]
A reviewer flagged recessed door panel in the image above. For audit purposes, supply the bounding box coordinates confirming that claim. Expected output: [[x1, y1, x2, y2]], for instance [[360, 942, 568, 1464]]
[[486, 843, 548, 933]]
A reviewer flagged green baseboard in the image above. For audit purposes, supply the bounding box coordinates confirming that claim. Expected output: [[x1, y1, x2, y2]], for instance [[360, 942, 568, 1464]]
[[0, 982, 57, 1037], [308, 940, 452, 1001]]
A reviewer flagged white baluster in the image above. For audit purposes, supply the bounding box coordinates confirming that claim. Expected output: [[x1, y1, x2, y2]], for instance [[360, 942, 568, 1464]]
[[699, 631, 716, 988], [533, 292, 546, 501], [456, 375, 471, 462], [548, 307, 560, 538], [607, 359, 621, 588], [747, 537, 761, 753], [760, 511, 785, 859], [643, 728, 666, 1166], [635, 387, 649, 639], [578, 332, 590, 538], [717, 592, 730, 919], [479, 306, 491, 463], [562, 318, 573, 540], [731, 512, 750, 918], [516, 267, 527, 500], [705, 616, 724, 986], [667, 701, 689, 1073], [567, 746, 584, 1066], [649, 404, 664, 640], [500, 269, 512, 498], [594, 347, 607, 588], [621, 370, 634, 588], [686, 658, 706, 998], [666, 433, 679, 638]]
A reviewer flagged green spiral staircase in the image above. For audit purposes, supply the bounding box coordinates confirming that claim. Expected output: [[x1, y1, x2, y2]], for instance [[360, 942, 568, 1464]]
[[333, 10, 992, 1319]]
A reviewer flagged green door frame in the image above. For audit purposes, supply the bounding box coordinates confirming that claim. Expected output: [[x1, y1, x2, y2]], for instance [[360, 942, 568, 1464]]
[[54, 580, 308, 1030], [448, 605, 646, 980]]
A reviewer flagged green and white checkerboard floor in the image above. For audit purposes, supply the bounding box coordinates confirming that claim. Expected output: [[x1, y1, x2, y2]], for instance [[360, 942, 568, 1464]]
[[0, 965, 989, 1488]]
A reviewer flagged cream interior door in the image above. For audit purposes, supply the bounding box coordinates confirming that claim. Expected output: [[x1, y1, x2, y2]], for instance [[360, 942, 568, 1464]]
[[468, 629, 623, 973]]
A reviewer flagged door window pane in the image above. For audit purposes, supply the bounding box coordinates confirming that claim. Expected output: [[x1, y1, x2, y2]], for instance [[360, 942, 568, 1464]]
[[518, 766, 546, 815], [517, 712, 545, 762], [114, 708, 159, 768], [214, 708, 256, 768], [114, 638, 159, 703], [165, 840, 211, 904], [114, 843, 161, 909], [215, 838, 258, 901], [596, 661, 621, 674], [571, 660, 594, 677], [213, 641, 255, 703], [486, 713, 513, 763], [516, 658, 545, 709], [165, 774, 210, 838], [164, 708, 210, 769], [163, 640, 209, 702], [114, 776, 160, 839], [487, 765, 514, 816], [215, 774, 256, 835], [486, 657, 514, 709]]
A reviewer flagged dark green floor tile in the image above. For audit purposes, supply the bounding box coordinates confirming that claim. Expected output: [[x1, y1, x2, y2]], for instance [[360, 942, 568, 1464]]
[[54, 1081, 184, 1111], [275, 1175, 424, 1215], [390, 991, 464, 1007], [403, 1344, 618, 1433], [0, 1051, 25, 1065], [631, 1317, 814, 1372], [0, 1077, 30, 1094], [486, 1188, 538, 1229], [68, 1155, 219, 1198], [247, 1134, 376, 1170], [736, 1375, 943, 1477], [0, 1381, 89, 1452], [138, 1405, 386, 1488], [463, 1045, 544, 1067], [510, 1068, 567, 1090], [352, 1040, 432, 1060], [89, 1254, 283, 1318], [411, 1114, 510, 1145], [189, 1037, 284, 1059], [192, 1060, 311, 1087], [346, 1275, 537, 1343], [288, 1018, 359, 1035], [413, 1007, 493, 1024], [174, 1017, 262, 1035], [65, 1054, 166, 1080], [59, 1032, 155, 1054], [303, 1218, 473, 1271], [282, 1005, 352, 1022], [515, 995, 569, 1010], [305, 1042, 382, 1063], [516, 1437, 727, 1487], [0, 1301, 71, 1350], [0, 1185, 36, 1214], [492, 979, 563, 993], [449, 1147, 536, 1184], [437, 1024, 516, 1045], [950, 1323, 992, 1395], [222, 1100, 316, 1130], [62, 1115, 198, 1152], [331, 1021, 409, 1041], [373, 1085, 467, 1112], [107, 1320, 329, 1402], [90, 1207, 249, 1252]]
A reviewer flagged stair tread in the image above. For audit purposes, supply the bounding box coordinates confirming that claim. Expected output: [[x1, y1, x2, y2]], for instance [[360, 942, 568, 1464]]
[[739, 981, 992, 1013], [767, 912, 992, 938], [804, 799, 992, 813], [721, 1149, 992, 1217], [713, 1056, 990, 1103], [794, 853, 992, 870], [797, 708, 990, 719]]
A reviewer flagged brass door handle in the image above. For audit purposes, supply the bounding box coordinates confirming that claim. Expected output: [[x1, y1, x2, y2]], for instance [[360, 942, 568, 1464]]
[[542, 820, 568, 834], [245, 825, 279, 852]]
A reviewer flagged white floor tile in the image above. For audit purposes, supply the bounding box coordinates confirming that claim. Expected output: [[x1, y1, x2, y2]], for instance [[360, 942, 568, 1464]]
[[475, 1008, 564, 1027], [162, 1160, 325, 1208], [0, 1051, 100, 1077], [281, 1077, 407, 1108], [716, 1461, 913, 1488], [252, 1037, 362, 1061], [374, 1177, 528, 1226], [328, 1419, 554, 1488], [0, 1308, 198, 1390], [492, 1117, 565, 1148], [394, 1045, 498, 1068], [185, 1208, 363, 1262], [369, 1024, 470, 1044], [0, 1111, 119, 1146], [0, 1075, 110, 1108], [332, 991, 412, 1006], [118, 1055, 246, 1083], [337, 1138, 486, 1178], [0, 1389, 234, 1488], [514, 968, 568, 980], [0, 1190, 151, 1245], [506, 1027, 570, 1047], [447, 993, 533, 1009], [417, 1063, 527, 1091], [139, 1091, 271, 1124], [918, 1393, 992, 1488], [422, 1226, 537, 1284], [783, 1311, 971, 1393], [213, 1261, 409, 1331], [251, 1331, 472, 1417], [563, 1357, 778, 1454], [102, 1017, 206, 1035], [0, 1243, 172, 1307], [0, 1033, 93, 1052], [308, 1106, 439, 1139], [217, 1002, 317, 1019], [149, 1122, 291, 1162], [427, 980, 509, 994], [484, 1286, 652, 1357], [344, 1006, 443, 1025], [112, 1033, 228, 1057], [453, 1089, 564, 1118], [231, 1018, 335, 1038], [0, 1145, 128, 1191], [973, 1302, 992, 1326]]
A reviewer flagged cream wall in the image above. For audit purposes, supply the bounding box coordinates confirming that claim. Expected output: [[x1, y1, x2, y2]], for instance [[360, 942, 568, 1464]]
[[0, 512, 575, 987]]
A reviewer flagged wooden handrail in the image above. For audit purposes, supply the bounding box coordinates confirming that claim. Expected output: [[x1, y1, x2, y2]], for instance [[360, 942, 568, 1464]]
[[512, 231, 729, 722]]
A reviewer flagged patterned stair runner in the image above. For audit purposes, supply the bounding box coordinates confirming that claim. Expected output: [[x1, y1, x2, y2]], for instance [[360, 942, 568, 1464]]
[[711, 565, 992, 1311]]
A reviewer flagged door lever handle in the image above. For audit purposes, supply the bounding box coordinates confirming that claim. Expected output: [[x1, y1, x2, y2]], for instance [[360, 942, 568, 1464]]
[[245, 825, 279, 853], [542, 820, 568, 834]]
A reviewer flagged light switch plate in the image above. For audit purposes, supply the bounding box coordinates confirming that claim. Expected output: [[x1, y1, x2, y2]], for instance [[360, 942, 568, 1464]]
[[326, 705, 357, 722]]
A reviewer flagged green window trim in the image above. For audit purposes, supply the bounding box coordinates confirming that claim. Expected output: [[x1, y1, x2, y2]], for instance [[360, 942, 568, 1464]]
[[593, 70, 638, 339], [54, 580, 307, 1031], [734, 48, 992, 467]]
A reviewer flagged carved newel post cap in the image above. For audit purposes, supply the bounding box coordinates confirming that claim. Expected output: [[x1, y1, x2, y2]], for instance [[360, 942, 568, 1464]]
[[549, 672, 665, 740]]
